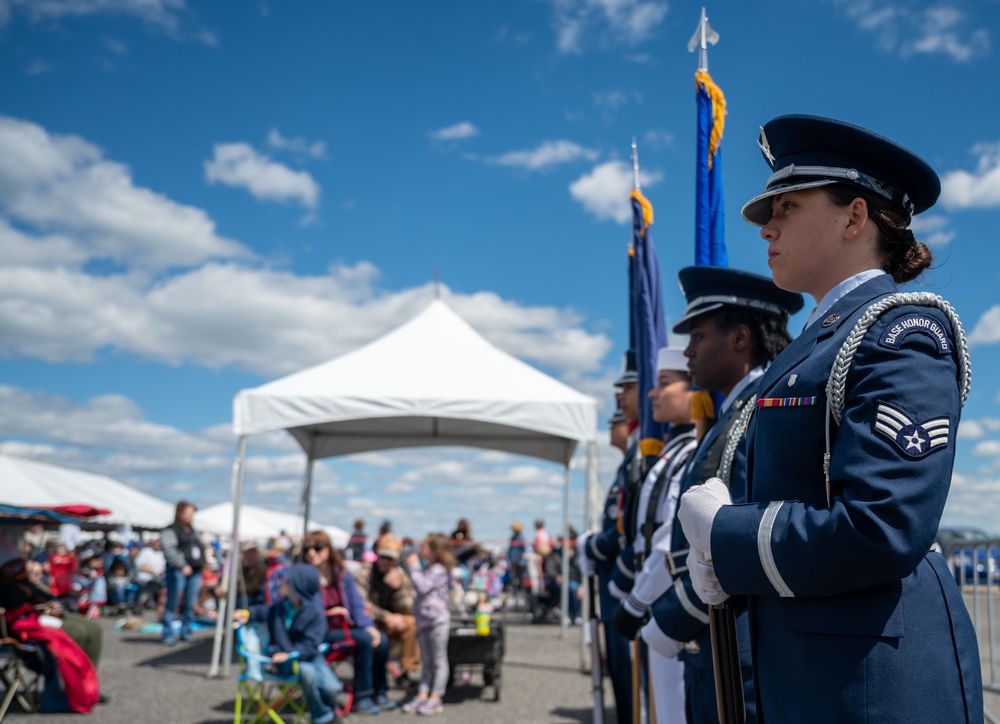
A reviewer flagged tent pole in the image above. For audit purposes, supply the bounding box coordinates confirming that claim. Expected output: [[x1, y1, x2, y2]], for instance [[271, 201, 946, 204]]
[[211, 434, 247, 678], [560, 461, 571, 639], [302, 435, 316, 542]]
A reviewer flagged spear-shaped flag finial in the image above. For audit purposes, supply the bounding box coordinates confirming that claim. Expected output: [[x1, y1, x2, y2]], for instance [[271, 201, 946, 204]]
[[631, 136, 640, 190], [687, 6, 719, 72]]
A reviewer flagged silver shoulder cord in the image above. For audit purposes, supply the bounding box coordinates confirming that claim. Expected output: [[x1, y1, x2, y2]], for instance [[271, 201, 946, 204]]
[[823, 292, 973, 506], [718, 394, 758, 486]]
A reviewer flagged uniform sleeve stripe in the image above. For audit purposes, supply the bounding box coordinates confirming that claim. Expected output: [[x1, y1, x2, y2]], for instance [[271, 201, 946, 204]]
[[758, 502, 795, 598], [616, 557, 635, 580], [675, 582, 710, 625], [874, 421, 898, 438], [924, 419, 950, 431], [587, 536, 607, 561], [877, 405, 910, 427]]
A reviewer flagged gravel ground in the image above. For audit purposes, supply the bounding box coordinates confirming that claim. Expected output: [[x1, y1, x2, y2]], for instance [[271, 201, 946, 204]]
[[2, 614, 618, 723]]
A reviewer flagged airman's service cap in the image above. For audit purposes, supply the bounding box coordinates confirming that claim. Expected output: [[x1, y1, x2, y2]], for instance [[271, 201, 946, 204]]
[[613, 349, 638, 387], [672, 266, 804, 334], [741, 115, 940, 227]]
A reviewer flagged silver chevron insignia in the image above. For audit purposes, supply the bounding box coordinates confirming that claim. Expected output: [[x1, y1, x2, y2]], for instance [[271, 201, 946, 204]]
[[874, 402, 950, 458]]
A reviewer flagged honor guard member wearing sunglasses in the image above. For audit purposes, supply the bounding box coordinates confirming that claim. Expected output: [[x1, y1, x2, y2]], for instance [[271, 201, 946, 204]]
[[643, 266, 803, 724], [679, 115, 983, 722], [577, 351, 638, 724]]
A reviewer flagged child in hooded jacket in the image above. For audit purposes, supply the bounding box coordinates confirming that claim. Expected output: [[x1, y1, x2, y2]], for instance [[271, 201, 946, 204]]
[[238, 563, 342, 724]]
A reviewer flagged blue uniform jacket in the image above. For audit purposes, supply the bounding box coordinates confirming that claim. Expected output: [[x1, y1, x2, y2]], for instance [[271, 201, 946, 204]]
[[712, 275, 983, 723], [650, 381, 757, 669], [584, 443, 634, 622]]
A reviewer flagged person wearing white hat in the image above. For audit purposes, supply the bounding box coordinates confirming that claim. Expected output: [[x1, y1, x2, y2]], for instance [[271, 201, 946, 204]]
[[610, 347, 698, 724]]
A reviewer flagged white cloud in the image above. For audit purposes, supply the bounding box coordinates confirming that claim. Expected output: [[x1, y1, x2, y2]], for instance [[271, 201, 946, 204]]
[[430, 122, 480, 141], [908, 213, 954, 246], [569, 160, 662, 224], [0, 116, 249, 270], [593, 91, 630, 110], [959, 419, 986, 439], [266, 128, 327, 160], [968, 305, 1000, 346], [940, 142, 1000, 210], [833, 0, 989, 63], [204, 142, 320, 209], [551, 0, 669, 54], [0, 0, 217, 44], [0, 258, 612, 377], [487, 140, 600, 171], [0, 385, 222, 455]]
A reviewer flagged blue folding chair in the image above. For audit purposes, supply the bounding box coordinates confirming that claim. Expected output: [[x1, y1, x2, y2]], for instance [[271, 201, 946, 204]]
[[233, 622, 310, 724]]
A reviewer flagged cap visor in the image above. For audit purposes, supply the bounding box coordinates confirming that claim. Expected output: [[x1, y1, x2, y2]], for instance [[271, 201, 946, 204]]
[[671, 302, 725, 334], [741, 179, 837, 226]]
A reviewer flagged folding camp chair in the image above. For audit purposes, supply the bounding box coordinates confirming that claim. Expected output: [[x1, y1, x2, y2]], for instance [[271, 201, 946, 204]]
[[233, 622, 310, 724], [0, 609, 44, 721], [323, 619, 355, 717]]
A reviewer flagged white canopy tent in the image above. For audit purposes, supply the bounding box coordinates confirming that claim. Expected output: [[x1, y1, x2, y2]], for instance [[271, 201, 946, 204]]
[[0, 453, 176, 530], [196, 501, 349, 548], [211, 300, 602, 675]]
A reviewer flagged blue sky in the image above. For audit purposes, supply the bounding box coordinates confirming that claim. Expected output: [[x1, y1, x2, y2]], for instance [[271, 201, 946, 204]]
[[2, 0, 1000, 545]]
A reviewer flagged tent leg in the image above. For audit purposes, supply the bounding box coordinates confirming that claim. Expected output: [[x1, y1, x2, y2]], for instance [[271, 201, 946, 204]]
[[560, 464, 571, 639], [211, 434, 247, 678], [302, 441, 316, 542]]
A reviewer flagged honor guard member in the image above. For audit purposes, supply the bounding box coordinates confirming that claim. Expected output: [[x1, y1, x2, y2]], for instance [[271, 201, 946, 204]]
[[612, 347, 699, 724], [643, 266, 803, 724], [678, 115, 983, 723], [577, 351, 638, 724]]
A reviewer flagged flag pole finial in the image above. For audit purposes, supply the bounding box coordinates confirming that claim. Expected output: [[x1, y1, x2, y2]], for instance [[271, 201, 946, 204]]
[[687, 6, 720, 72], [631, 137, 640, 191]]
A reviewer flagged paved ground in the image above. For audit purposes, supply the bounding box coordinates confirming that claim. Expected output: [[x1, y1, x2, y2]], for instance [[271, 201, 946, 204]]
[[3, 613, 617, 723]]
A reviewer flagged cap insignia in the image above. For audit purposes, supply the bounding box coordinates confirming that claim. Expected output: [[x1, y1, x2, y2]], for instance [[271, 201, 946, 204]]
[[758, 126, 775, 166]]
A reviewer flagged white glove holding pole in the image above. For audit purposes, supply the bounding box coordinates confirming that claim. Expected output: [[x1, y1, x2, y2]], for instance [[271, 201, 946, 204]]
[[687, 548, 730, 606], [640, 619, 686, 659], [678, 477, 732, 558]]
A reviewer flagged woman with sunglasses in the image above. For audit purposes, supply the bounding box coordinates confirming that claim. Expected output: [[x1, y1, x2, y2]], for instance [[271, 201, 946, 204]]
[[302, 530, 395, 715]]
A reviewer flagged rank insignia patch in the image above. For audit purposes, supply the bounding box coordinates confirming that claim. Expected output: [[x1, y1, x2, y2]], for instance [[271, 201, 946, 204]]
[[874, 401, 950, 458]]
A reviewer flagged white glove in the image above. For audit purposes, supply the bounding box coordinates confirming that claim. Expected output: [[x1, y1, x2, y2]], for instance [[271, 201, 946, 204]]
[[687, 549, 729, 606], [576, 531, 595, 577], [640, 619, 685, 658], [678, 477, 732, 557]]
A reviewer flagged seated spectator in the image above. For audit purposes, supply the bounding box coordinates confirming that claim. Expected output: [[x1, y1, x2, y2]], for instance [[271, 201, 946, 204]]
[[133, 537, 166, 611], [0, 558, 105, 674], [106, 557, 136, 612], [353, 533, 419, 684], [533, 542, 581, 624], [236, 564, 342, 724], [238, 543, 268, 607], [303, 529, 394, 715]]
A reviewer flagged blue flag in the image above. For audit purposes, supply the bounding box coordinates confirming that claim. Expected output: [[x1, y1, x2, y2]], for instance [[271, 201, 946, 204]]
[[694, 69, 728, 267], [630, 189, 668, 462]]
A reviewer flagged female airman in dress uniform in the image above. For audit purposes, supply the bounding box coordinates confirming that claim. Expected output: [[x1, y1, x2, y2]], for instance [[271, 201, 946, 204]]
[[679, 115, 983, 723]]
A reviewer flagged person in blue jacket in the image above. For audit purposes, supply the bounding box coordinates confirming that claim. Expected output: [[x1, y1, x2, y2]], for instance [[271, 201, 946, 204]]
[[679, 115, 983, 723], [238, 563, 343, 724], [577, 350, 638, 724], [642, 267, 802, 724]]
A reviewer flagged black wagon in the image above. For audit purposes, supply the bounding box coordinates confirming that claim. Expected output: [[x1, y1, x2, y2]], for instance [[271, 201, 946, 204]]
[[446, 615, 505, 701]]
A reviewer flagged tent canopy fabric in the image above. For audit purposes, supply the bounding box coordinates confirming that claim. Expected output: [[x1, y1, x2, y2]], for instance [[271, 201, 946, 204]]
[[233, 300, 599, 464], [0, 454, 176, 530], [196, 502, 349, 548]]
